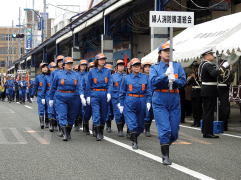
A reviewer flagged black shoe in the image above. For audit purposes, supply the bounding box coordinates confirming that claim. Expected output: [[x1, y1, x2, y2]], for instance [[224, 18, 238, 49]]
[[49, 119, 54, 132], [117, 123, 124, 137], [126, 128, 131, 139], [96, 126, 101, 141], [161, 144, 172, 165], [144, 123, 151, 137], [39, 116, 44, 129], [130, 133, 138, 150], [57, 125, 63, 137], [61, 126, 68, 141], [66, 125, 72, 140], [83, 122, 90, 135], [100, 125, 104, 139], [203, 134, 219, 138], [106, 121, 112, 133], [92, 124, 96, 137]]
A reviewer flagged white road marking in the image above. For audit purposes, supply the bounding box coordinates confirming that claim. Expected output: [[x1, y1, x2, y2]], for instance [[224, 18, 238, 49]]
[[25, 127, 49, 144], [24, 105, 33, 109], [81, 128, 215, 180], [180, 125, 241, 139], [0, 128, 27, 144], [0, 129, 8, 144], [9, 128, 27, 144]]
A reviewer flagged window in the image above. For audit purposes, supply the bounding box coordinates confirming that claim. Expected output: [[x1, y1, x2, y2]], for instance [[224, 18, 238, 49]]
[[0, 61, 5, 67], [0, 47, 17, 54]]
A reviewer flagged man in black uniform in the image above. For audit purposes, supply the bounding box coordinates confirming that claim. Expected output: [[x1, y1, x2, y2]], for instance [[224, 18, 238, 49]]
[[187, 61, 202, 127], [217, 59, 234, 131], [199, 50, 229, 138]]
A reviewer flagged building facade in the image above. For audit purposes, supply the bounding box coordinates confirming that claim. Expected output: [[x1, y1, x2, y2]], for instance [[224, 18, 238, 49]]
[[0, 27, 24, 73]]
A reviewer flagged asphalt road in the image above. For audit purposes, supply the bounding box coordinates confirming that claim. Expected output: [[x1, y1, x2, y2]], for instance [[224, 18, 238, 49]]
[[0, 101, 241, 180]]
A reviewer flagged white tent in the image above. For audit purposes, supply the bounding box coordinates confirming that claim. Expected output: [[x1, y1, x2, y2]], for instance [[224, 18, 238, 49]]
[[142, 12, 241, 66]]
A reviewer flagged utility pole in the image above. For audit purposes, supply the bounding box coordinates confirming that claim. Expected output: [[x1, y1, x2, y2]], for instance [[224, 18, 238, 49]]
[[32, 0, 35, 48], [18, 7, 21, 58], [11, 20, 14, 67], [43, 0, 47, 41]]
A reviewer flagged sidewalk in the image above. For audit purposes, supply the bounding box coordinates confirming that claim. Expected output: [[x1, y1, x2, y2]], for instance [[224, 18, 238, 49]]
[[183, 104, 241, 133]]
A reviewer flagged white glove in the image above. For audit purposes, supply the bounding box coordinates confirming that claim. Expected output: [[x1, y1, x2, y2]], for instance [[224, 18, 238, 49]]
[[107, 93, 111, 102], [86, 97, 91, 105], [222, 61, 230, 69], [146, 103, 151, 111], [41, 99, 45, 105], [49, 100, 54, 107], [80, 94, 86, 106], [165, 67, 172, 76], [168, 74, 175, 82], [119, 106, 124, 114]]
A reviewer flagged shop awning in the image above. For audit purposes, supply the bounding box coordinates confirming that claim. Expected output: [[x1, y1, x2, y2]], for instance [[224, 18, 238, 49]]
[[142, 12, 241, 66]]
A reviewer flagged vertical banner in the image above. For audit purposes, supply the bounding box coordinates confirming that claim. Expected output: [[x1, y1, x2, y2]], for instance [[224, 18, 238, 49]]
[[25, 28, 32, 52]]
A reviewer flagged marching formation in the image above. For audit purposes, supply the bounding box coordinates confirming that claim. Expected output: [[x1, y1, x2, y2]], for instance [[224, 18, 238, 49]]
[[26, 42, 186, 166]]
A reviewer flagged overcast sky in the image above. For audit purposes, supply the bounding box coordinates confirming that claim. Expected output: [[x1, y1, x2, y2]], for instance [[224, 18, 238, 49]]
[[0, 0, 102, 27]]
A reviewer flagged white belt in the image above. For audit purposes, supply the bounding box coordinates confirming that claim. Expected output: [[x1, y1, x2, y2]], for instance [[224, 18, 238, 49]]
[[192, 86, 201, 89], [202, 82, 217, 86], [218, 84, 227, 87]]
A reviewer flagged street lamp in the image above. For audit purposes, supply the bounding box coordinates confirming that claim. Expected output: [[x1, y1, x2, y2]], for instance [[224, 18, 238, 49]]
[[24, 8, 44, 43]]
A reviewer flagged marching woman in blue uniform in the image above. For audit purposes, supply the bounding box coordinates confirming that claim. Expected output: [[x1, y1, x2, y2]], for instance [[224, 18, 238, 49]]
[[5, 76, 15, 103], [49, 57, 81, 141], [119, 58, 152, 149], [51, 55, 64, 136], [45, 62, 57, 132], [18, 76, 28, 104], [85, 53, 112, 141], [74, 60, 89, 132], [110, 59, 126, 137], [80, 62, 94, 136], [32, 63, 47, 129], [150, 42, 186, 165], [105, 63, 114, 133], [142, 61, 154, 137]]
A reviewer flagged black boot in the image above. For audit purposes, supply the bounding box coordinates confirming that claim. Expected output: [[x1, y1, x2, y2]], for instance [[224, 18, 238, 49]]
[[45, 117, 49, 128], [84, 122, 90, 135], [92, 124, 96, 137], [161, 144, 172, 165], [74, 117, 80, 131], [66, 125, 72, 140], [61, 126, 68, 141], [49, 119, 54, 132], [126, 128, 131, 139], [106, 121, 112, 133], [96, 126, 101, 141], [117, 123, 124, 137], [100, 125, 104, 139], [131, 133, 138, 150], [53, 119, 58, 129], [39, 116, 44, 129], [144, 123, 151, 137], [57, 125, 63, 137]]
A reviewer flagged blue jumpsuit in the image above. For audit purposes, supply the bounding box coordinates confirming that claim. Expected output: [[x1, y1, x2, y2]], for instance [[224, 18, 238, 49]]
[[6, 80, 15, 101], [110, 72, 125, 125], [32, 74, 47, 116], [150, 61, 186, 145], [51, 69, 62, 124], [119, 73, 151, 135], [27, 80, 34, 102], [45, 74, 55, 119], [86, 67, 111, 126], [18, 80, 28, 102], [80, 72, 92, 123], [49, 70, 81, 127]]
